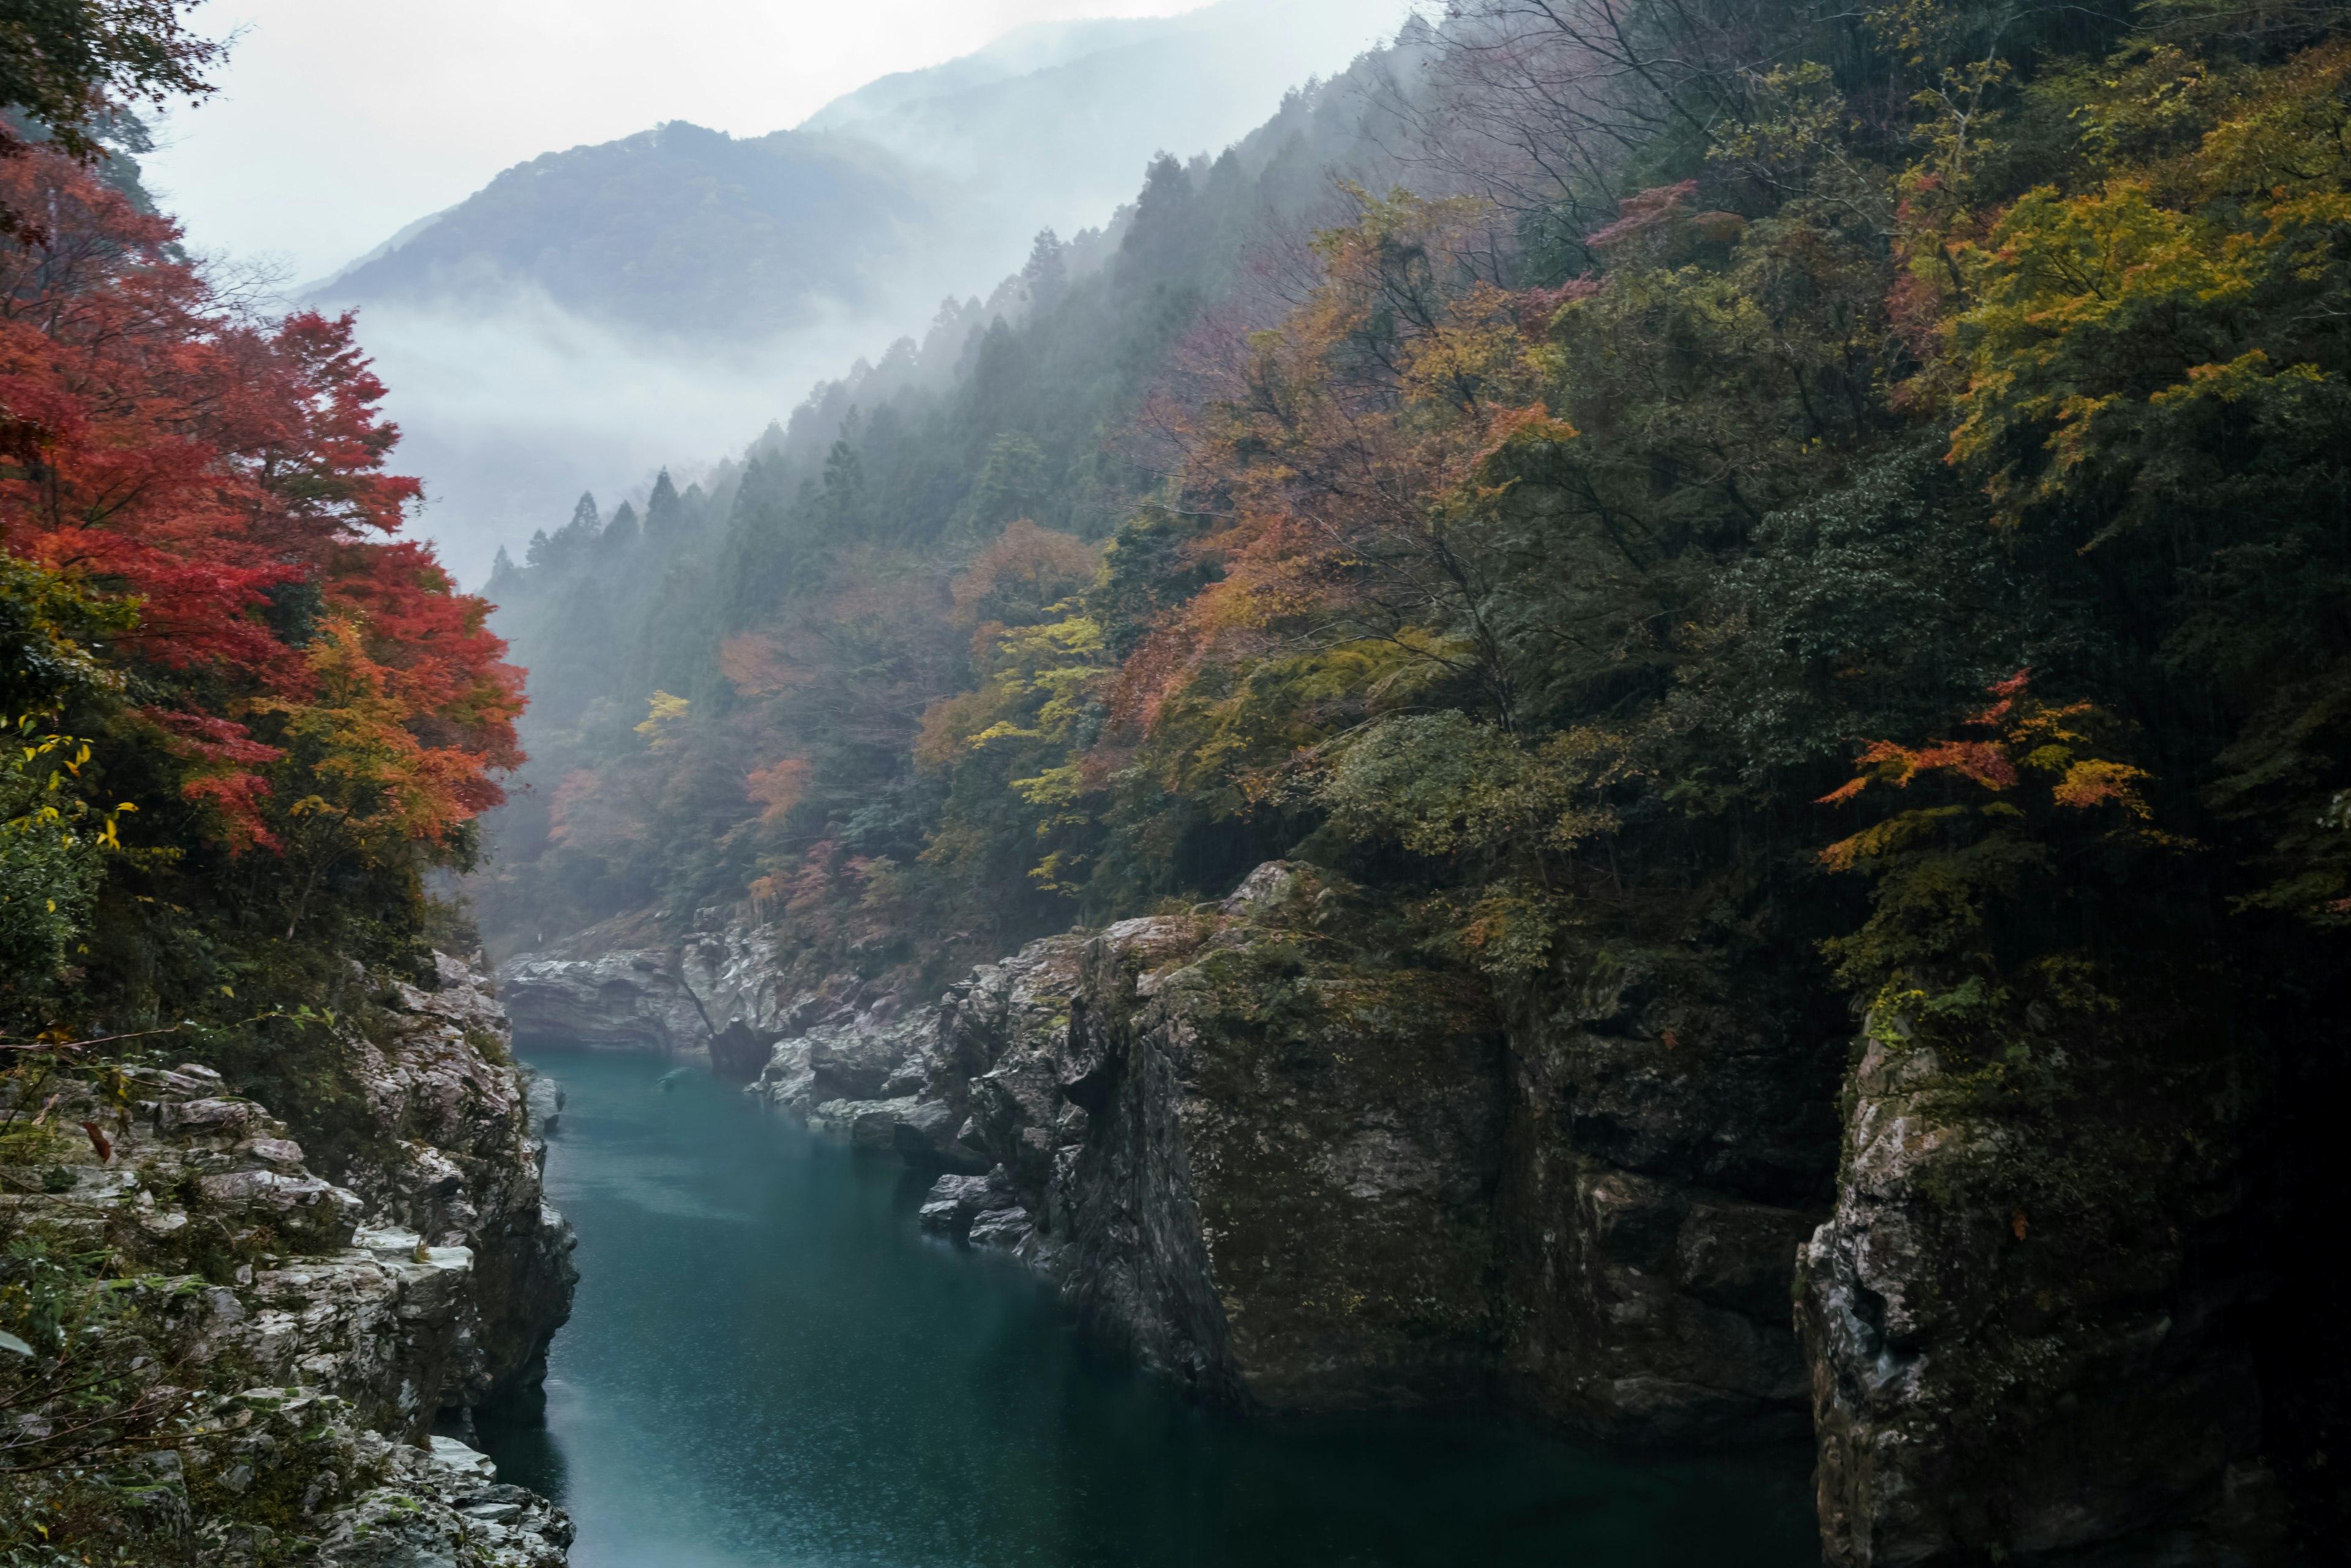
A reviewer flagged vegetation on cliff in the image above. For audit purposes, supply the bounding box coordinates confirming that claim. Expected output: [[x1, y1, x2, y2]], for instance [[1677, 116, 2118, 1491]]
[[0, 129, 519, 1049], [481, 1, 2351, 1550], [489, 0, 2349, 1008], [1, 8, 546, 1555]]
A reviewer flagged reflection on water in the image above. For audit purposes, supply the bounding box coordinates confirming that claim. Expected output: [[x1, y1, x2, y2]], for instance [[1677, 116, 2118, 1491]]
[[484, 1048, 1818, 1568]]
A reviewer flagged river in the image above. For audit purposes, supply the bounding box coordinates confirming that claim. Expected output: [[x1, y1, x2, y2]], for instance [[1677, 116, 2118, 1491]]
[[482, 1046, 1820, 1567]]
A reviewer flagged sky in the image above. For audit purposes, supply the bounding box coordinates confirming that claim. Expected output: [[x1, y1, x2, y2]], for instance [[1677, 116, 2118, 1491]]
[[140, 0, 1415, 283]]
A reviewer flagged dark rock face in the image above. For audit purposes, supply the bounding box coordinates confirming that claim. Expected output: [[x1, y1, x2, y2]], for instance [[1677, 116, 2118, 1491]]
[[747, 866, 1554, 1416], [705, 1019, 774, 1081], [1796, 1015, 2292, 1566], [730, 869, 1839, 1439], [1499, 949, 1839, 1444], [1052, 900, 1510, 1409]]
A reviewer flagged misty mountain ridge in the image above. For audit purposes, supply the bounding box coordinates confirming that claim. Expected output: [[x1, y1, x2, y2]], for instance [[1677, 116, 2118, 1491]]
[[793, 10, 1214, 124], [310, 0, 1410, 343], [312, 121, 939, 340]]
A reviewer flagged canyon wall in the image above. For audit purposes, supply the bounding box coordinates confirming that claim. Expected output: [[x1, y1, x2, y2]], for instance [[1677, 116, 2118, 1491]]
[[499, 867, 2322, 1564], [0, 956, 576, 1566]]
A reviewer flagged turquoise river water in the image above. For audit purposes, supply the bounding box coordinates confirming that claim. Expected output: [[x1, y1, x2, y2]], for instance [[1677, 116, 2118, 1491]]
[[482, 1046, 1820, 1567]]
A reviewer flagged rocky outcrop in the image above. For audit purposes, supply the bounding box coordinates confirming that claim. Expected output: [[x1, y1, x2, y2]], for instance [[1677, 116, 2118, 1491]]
[[0, 955, 575, 1563], [317, 952, 579, 1412], [1499, 947, 1839, 1444], [738, 862, 1835, 1436], [1796, 1009, 2290, 1566], [184, 1394, 572, 1567], [489, 861, 2334, 1562], [497, 910, 870, 1080], [756, 936, 1079, 1170], [497, 947, 711, 1054], [752, 865, 1507, 1411]]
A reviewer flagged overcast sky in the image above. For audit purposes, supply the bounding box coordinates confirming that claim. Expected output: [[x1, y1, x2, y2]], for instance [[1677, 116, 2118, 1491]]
[[140, 0, 1418, 282]]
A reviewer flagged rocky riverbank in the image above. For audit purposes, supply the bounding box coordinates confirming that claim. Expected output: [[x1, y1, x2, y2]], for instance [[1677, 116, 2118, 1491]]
[[497, 865, 2325, 1565], [0, 955, 575, 1566]]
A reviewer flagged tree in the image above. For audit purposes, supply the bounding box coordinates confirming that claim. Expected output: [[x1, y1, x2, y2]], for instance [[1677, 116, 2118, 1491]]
[[599, 497, 640, 554], [643, 467, 683, 541], [1019, 228, 1067, 313], [0, 0, 217, 230], [0, 141, 518, 915], [962, 433, 1049, 533]]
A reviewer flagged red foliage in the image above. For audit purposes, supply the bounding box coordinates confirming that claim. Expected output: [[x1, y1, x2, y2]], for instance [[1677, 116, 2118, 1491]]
[[0, 146, 519, 849]]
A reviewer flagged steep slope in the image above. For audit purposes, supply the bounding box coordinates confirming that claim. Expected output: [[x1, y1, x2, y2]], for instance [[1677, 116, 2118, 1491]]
[[468, 4, 2351, 1563], [304, 3, 1415, 588]]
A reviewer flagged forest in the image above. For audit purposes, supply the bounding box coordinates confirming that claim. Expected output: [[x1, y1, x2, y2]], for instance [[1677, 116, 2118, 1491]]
[[475, 2, 2351, 1548], [0, 13, 552, 1551], [0, 56, 515, 1083], [5, 0, 2350, 1561], [488, 0, 2350, 1014]]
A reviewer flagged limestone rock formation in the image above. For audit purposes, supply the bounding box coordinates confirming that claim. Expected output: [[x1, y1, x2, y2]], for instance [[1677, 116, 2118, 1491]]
[[497, 908, 870, 1081], [0, 955, 576, 1562], [497, 946, 711, 1054], [321, 952, 579, 1411]]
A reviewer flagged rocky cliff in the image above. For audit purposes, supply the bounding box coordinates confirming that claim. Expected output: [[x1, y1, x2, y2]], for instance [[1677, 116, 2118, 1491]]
[[495, 907, 840, 1079], [727, 862, 1829, 1435], [738, 866, 1509, 1405], [1796, 1003, 2292, 1564], [0, 955, 576, 1566], [502, 862, 2332, 1564], [1498, 944, 1839, 1446]]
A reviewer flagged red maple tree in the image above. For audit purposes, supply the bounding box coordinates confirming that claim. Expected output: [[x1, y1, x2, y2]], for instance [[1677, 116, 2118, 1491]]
[[0, 145, 519, 852]]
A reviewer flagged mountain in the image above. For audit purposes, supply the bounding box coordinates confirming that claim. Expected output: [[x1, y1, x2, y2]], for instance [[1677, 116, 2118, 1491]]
[[799, 0, 1403, 252], [303, 0, 1416, 588], [313, 0, 1410, 344], [796, 13, 1210, 121], [312, 122, 937, 340]]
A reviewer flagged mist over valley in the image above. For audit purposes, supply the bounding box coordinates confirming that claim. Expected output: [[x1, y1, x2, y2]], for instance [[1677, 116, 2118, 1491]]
[[305, 0, 1419, 585], [6, 3, 2349, 1565]]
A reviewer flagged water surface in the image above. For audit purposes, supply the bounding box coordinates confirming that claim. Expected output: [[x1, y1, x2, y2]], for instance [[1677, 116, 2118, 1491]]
[[486, 1047, 1818, 1567]]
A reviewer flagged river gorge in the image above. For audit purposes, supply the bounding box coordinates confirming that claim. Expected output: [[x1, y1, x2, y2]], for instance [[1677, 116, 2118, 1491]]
[[487, 1046, 1817, 1566]]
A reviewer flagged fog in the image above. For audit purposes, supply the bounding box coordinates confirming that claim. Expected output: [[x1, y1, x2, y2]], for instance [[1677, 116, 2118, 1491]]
[[351, 287, 905, 581], [150, 0, 1423, 589]]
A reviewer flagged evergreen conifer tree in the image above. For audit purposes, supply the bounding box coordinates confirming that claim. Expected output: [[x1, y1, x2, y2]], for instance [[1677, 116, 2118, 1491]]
[[1020, 229, 1067, 313], [644, 468, 683, 540], [600, 498, 640, 554], [487, 544, 522, 596]]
